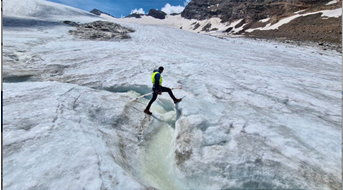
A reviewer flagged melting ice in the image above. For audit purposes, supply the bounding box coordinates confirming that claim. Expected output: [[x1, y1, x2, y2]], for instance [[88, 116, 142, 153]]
[[3, 0, 342, 189]]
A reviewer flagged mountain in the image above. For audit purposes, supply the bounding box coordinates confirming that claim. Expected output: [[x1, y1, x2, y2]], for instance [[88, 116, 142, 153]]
[[147, 9, 167, 19], [126, 9, 167, 19], [90, 8, 115, 18], [126, 12, 145, 18], [181, 0, 342, 45], [182, 0, 338, 21]]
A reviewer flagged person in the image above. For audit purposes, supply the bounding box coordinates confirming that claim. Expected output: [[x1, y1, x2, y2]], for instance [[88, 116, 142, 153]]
[[144, 66, 182, 115]]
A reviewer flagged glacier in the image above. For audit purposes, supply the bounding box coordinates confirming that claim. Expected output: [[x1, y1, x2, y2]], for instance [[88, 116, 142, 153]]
[[3, 0, 342, 189]]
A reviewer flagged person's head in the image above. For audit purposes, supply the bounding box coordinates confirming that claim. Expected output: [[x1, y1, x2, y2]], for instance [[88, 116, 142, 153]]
[[158, 66, 164, 73]]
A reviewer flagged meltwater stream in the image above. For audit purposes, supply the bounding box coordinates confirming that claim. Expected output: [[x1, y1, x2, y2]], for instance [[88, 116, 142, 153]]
[[141, 121, 182, 189], [135, 94, 185, 190]]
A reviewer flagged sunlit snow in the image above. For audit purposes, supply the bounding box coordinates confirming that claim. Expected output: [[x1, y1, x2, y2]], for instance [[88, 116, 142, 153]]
[[3, 0, 342, 189]]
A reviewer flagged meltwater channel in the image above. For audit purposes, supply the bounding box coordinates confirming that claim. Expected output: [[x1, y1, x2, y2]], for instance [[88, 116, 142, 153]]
[[134, 93, 186, 190]]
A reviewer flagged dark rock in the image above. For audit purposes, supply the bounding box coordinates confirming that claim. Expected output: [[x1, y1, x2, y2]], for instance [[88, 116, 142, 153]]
[[68, 21, 135, 41], [181, 0, 335, 22], [225, 27, 233, 32], [126, 13, 144, 18], [90, 9, 115, 18], [90, 9, 103, 16], [253, 13, 341, 44], [63, 21, 79, 27], [202, 23, 212, 31], [193, 23, 201, 30], [148, 9, 167, 19], [181, 0, 342, 47], [234, 19, 246, 28]]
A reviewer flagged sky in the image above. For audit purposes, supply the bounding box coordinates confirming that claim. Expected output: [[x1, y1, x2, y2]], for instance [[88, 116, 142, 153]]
[[47, 0, 191, 17]]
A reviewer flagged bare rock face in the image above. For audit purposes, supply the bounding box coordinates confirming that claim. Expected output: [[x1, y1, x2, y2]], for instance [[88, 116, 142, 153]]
[[126, 13, 144, 18], [148, 9, 167, 19], [90, 9, 103, 16], [67, 21, 135, 40], [181, 0, 342, 47], [90, 9, 115, 18], [181, 0, 335, 22]]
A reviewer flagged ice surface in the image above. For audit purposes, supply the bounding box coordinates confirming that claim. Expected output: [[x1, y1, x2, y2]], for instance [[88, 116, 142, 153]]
[[3, 0, 342, 189]]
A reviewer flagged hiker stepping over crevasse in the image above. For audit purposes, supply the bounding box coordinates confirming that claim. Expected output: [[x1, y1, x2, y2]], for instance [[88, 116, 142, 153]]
[[144, 66, 182, 115]]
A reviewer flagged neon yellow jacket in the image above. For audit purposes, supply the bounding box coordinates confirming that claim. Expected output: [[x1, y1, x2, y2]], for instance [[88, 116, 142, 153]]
[[152, 70, 162, 90]]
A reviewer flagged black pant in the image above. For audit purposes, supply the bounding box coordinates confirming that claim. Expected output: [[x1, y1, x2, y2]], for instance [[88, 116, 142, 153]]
[[145, 86, 177, 110]]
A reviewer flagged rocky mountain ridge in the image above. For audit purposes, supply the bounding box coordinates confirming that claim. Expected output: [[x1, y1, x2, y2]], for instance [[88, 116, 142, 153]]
[[181, 0, 342, 46], [182, 0, 340, 22], [90, 8, 115, 18], [125, 9, 168, 19]]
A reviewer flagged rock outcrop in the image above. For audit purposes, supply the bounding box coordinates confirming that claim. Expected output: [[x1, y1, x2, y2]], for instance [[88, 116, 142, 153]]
[[126, 13, 144, 18], [181, 0, 342, 46], [181, 0, 340, 22], [148, 9, 167, 19], [90, 8, 115, 18], [90, 9, 103, 16], [67, 21, 135, 40]]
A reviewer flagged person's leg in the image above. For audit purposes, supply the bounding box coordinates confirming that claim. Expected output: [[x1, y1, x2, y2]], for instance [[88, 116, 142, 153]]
[[161, 86, 177, 101], [145, 92, 158, 111]]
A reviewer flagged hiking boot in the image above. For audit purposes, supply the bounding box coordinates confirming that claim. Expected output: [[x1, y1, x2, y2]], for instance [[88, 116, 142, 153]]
[[174, 98, 182, 104], [144, 109, 152, 115]]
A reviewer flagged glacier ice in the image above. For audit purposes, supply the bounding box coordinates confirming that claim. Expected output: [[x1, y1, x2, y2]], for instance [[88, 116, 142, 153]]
[[3, 0, 342, 189]]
